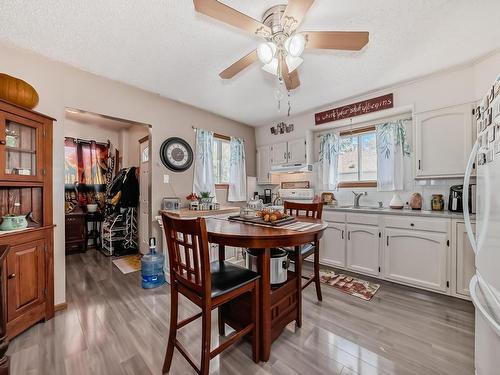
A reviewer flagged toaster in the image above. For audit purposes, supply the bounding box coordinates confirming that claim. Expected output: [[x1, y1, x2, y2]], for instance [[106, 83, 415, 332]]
[[162, 197, 181, 211]]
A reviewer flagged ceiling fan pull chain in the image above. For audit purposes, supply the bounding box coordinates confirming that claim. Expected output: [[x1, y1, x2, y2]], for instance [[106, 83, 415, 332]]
[[287, 91, 291, 117]]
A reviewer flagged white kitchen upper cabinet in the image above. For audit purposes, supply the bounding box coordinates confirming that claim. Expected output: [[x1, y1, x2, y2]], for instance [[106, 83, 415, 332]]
[[320, 222, 346, 268], [257, 146, 272, 184], [383, 228, 448, 292], [415, 103, 473, 178], [346, 223, 380, 276], [271, 142, 288, 166], [455, 222, 475, 297], [287, 138, 307, 164]]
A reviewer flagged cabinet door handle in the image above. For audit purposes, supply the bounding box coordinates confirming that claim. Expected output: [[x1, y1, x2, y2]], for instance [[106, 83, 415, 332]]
[[284, 152, 287, 160], [288, 151, 291, 159], [387, 236, 390, 246], [8, 273, 15, 279], [418, 160, 421, 170], [410, 223, 415, 227], [348, 231, 351, 240], [341, 230, 344, 239]]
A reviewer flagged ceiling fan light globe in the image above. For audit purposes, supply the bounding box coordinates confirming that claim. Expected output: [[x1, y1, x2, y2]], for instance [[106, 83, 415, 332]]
[[262, 58, 279, 76], [284, 34, 306, 57], [257, 42, 276, 64], [285, 55, 303, 73]]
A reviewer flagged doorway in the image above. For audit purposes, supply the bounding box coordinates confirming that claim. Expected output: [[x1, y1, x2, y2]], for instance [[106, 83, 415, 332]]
[[138, 135, 151, 254], [63, 108, 152, 257]]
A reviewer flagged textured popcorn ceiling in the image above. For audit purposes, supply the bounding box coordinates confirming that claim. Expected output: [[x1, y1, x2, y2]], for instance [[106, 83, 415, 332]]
[[0, 0, 499, 126]]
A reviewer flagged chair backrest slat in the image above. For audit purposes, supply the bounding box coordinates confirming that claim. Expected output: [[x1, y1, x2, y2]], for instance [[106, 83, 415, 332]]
[[161, 213, 211, 297], [283, 201, 323, 219]]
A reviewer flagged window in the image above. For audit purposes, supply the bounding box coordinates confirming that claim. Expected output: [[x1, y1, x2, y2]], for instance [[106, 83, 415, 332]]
[[212, 136, 230, 184], [338, 126, 377, 187]]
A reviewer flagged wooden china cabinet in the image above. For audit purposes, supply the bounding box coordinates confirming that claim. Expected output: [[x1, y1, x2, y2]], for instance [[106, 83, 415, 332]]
[[0, 99, 55, 340]]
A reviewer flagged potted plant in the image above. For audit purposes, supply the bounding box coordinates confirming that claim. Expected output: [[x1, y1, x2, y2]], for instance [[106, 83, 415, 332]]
[[199, 191, 213, 204]]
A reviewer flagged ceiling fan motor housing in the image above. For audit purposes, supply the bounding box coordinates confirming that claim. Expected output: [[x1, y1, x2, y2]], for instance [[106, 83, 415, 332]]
[[262, 4, 288, 43]]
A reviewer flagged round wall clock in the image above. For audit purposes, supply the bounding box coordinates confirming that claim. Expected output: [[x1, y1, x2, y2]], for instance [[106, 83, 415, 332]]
[[160, 137, 194, 172]]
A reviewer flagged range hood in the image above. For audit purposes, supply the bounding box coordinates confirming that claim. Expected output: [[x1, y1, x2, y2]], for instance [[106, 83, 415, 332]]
[[270, 163, 313, 174]]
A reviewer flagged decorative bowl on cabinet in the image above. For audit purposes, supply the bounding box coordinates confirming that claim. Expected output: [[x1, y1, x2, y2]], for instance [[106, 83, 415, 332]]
[[0, 73, 39, 109]]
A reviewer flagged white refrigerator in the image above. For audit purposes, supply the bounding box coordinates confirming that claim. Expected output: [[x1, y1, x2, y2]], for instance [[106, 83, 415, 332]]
[[464, 81, 500, 375]]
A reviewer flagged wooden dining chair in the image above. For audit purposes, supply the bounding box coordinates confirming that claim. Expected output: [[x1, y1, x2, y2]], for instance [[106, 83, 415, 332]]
[[282, 201, 324, 304], [161, 213, 260, 375]]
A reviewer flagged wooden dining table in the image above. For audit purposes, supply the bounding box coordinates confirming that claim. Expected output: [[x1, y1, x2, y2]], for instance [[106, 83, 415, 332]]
[[205, 216, 327, 362]]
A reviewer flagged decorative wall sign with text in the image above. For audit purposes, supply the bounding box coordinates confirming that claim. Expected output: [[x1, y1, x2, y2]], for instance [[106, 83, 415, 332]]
[[314, 94, 394, 125]]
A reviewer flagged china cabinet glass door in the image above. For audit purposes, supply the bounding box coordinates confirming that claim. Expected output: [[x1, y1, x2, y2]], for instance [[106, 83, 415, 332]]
[[0, 112, 43, 182]]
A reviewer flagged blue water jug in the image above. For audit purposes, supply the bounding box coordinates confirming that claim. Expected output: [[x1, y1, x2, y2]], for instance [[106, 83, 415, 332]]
[[141, 237, 166, 289]]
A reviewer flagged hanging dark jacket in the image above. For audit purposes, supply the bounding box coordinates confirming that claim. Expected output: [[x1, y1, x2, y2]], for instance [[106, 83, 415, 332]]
[[120, 167, 139, 207]]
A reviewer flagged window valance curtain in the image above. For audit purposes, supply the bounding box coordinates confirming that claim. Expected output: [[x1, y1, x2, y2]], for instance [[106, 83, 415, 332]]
[[228, 137, 247, 202], [192, 129, 217, 201], [318, 132, 340, 191], [64, 137, 110, 208], [376, 119, 410, 191]]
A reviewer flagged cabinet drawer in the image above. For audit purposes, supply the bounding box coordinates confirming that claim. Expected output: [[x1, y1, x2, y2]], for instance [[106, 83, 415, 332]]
[[323, 211, 346, 223], [346, 213, 378, 226], [384, 215, 449, 232]]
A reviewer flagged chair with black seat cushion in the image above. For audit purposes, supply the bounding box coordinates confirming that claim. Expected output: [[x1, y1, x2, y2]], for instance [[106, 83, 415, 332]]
[[282, 201, 323, 306], [161, 213, 260, 375]]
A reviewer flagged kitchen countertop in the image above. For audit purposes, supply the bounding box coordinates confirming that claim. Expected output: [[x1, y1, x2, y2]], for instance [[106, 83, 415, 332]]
[[160, 206, 240, 218], [323, 205, 475, 220]]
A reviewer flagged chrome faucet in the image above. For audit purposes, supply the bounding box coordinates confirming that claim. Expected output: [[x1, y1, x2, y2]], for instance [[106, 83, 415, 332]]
[[353, 191, 367, 208]]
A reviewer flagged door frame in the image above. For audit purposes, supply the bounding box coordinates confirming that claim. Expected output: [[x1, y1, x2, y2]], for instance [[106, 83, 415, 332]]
[[138, 133, 152, 253]]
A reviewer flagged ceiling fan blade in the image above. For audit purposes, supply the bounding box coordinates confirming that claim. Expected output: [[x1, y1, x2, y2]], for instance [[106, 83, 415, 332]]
[[280, 60, 301, 91], [281, 0, 315, 33], [219, 50, 258, 79], [194, 0, 271, 39], [303, 31, 369, 50]]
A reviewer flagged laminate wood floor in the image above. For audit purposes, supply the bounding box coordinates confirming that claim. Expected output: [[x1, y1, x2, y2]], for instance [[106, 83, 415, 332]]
[[8, 250, 475, 375]]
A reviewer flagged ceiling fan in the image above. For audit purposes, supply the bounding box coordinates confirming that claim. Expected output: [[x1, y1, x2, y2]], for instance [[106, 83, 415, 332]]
[[193, 0, 369, 91]]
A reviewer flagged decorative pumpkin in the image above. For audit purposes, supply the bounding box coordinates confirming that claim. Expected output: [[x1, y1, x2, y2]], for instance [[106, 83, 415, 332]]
[[0, 73, 39, 109]]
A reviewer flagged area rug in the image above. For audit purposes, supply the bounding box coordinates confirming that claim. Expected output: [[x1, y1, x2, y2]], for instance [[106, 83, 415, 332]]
[[112, 255, 141, 274], [318, 270, 380, 301]]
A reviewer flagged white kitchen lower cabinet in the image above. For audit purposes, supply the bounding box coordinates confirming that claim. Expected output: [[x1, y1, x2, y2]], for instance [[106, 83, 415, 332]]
[[383, 228, 449, 293], [210, 244, 244, 264], [320, 222, 346, 268], [346, 224, 380, 277], [455, 222, 475, 297]]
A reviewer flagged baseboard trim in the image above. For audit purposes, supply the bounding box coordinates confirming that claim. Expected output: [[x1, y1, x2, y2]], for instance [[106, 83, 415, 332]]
[[54, 303, 68, 312]]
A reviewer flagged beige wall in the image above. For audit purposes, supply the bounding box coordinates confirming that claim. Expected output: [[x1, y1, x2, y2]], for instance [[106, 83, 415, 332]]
[[0, 42, 256, 305], [63, 119, 121, 146], [122, 125, 150, 168]]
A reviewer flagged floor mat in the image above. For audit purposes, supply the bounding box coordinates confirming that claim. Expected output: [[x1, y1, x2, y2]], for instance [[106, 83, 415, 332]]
[[112, 254, 141, 274], [318, 270, 380, 301]]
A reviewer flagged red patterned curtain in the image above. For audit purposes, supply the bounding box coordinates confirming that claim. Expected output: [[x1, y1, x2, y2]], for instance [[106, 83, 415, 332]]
[[64, 138, 109, 210]]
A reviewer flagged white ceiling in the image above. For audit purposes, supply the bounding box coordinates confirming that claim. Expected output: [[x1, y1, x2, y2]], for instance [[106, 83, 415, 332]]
[[1, 0, 500, 126]]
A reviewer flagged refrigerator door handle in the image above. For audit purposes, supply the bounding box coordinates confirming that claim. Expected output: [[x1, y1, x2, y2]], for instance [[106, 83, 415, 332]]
[[470, 275, 500, 336], [464, 138, 480, 254]]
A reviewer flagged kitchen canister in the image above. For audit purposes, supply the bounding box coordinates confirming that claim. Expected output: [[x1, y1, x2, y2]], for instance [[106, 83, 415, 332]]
[[431, 194, 444, 211]]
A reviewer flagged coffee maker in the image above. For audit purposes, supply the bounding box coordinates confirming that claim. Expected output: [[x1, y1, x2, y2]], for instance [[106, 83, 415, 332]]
[[263, 189, 272, 204], [449, 184, 476, 213]]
